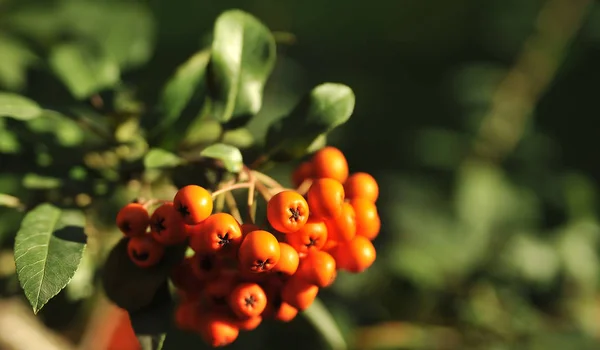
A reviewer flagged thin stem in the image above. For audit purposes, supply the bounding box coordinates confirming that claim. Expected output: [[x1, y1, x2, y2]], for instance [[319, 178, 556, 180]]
[[211, 182, 252, 199], [255, 180, 274, 202], [296, 178, 313, 196], [252, 171, 285, 189], [246, 171, 256, 224], [249, 154, 269, 170], [224, 191, 243, 223], [0, 193, 25, 211], [140, 198, 169, 210]]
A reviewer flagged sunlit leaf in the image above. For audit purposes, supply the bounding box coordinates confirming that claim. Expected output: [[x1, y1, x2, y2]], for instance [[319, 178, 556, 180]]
[[0, 93, 42, 120], [200, 143, 243, 173], [49, 43, 120, 99], [209, 9, 276, 123], [144, 149, 186, 169], [14, 203, 87, 314]]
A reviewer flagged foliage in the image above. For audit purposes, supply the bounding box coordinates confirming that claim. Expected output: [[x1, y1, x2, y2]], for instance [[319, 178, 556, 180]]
[[2, 0, 600, 349]]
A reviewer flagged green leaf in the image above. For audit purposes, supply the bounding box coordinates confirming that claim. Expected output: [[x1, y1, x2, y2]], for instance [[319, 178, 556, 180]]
[[265, 83, 355, 160], [200, 143, 243, 173], [49, 43, 120, 99], [209, 9, 276, 123], [0, 34, 38, 91], [150, 50, 211, 138], [14, 203, 87, 314], [22, 174, 62, 190], [137, 334, 167, 350], [0, 93, 42, 120], [303, 298, 348, 350], [101, 238, 186, 312], [144, 149, 186, 169], [25, 110, 86, 147]]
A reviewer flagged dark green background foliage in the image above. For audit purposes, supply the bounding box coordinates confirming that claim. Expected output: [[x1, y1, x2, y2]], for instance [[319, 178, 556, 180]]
[[2, 0, 600, 349]]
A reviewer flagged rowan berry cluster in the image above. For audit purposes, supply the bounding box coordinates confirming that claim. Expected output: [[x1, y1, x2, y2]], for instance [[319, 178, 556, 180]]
[[114, 146, 380, 347]]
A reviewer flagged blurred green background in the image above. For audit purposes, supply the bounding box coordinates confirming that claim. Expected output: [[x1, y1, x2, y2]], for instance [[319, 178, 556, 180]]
[[2, 0, 600, 349]]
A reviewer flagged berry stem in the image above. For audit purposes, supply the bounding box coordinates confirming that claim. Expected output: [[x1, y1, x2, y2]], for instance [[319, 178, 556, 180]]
[[210, 182, 253, 199], [244, 168, 257, 224], [140, 198, 170, 210], [224, 191, 243, 223], [252, 171, 286, 190], [296, 178, 313, 196]]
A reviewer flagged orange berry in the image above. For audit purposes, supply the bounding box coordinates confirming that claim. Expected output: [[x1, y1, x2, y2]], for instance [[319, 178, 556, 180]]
[[150, 202, 186, 245], [344, 172, 379, 203], [296, 251, 337, 288], [325, 202, 356, 242], [127, 236, 164, 268], [116, 203, 149, 237], [235, 315, 262, 331], [281, 276, 319, 311], [173, 185, 213, 225], [228, 282, 268, 319], [188, 213, 242, 255], [292, 161, 314, 188], [271, 242, 300, 276], [238, 230, 281, 273], [175, 301, 198, 331], [267, 190, 309, 234], [203, 273, 238, 310], [196, 313, 239, 347], [350, 198, 381, 240], [274, 302, 298, 322], [170, 257, 205, 291], [286, 218, 328, 254], [330, 235, 376, 273], [312, 146, 349, 183], [189, 252, 221, 281], [307, 178, 345, 219]]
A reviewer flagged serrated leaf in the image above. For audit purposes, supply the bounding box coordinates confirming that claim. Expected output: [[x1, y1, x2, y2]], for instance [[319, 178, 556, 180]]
[[208, 9, 276, 123], [148, 50, 211, 138], [49, 43, 120, 99], [0, 93, 42, 120], [14, 203, 87, 314], [265, 83, 355, 160], [101, 238, 186, 312], [144, 149, 186, 169], [200, 143, 243, 173]]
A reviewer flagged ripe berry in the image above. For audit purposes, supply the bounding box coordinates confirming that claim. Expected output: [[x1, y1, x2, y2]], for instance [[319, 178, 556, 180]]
[[266, 190, 309, 234], [235, 315, 262, 331], [281, 276, 319, 311], [274, 302, 298, 322], [170, 257, 205, 291], [350, 198, 381, 240], [312, 146, 349, 183], [173, 185, 213, 225], [116, 203, 149, 237], [196, 313, 239, 347], [307, 178, 345, 219], [296, 250, 337, 288], [292, 161, 314, 188], [190, 252, 220, 281], [286, 218, 328, 254], [127, 236, 164, 268], [325, 202, 356, 242], [330, 235, 376, 273], [228, 282, 268, 319], [344, 172, 379, 203], [238, 230, 280, 273], [150, 202, 186, 245], [189, 213, 242, 255], [271, 242, 300, 276]]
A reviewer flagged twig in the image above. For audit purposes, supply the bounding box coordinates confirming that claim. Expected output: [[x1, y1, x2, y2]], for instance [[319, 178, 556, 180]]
[[254, 180, 274, 202], [252, 171, 285, 189], [0, 193, 25, 211], [246, 171, 257, 224], [211, 182, 252, 199], [141, 198, 170, 210], [224, 191, 243, 223], [296, 178, 313, 196], [469, 0, 592, 162]]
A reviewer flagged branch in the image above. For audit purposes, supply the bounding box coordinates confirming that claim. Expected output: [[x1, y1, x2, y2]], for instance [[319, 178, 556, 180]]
[[469, 0, 592, 162]]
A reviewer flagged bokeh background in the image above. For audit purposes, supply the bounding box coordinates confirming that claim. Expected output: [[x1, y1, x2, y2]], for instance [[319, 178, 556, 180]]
[[2, 0, 600, 349]]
